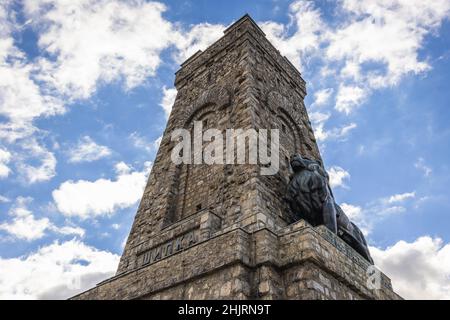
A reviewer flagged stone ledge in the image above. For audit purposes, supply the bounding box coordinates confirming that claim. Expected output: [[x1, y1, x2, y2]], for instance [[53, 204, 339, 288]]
[[71, 219, 401, 300], [117, 210, 222, 275]]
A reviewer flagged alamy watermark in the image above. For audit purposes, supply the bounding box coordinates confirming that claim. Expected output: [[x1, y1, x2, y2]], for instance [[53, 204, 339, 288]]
[[171, 121, 280, 175]]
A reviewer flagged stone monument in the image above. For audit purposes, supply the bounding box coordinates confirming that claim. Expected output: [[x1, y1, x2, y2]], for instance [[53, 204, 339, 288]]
[[72, 14, 401, 300]]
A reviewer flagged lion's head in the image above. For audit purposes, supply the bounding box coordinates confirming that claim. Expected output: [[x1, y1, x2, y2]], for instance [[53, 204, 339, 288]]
[[290, 154, 312, 172], [290, 154, 325, 174]]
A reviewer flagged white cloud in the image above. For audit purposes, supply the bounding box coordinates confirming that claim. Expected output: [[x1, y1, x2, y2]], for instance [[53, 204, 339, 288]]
[[340, 203, 362, 221], [67, 136, 112, 163], [0, 197, 84, 241], [51, 225, 85, 238], [335, 84, 366, 114], [153, 136, 162, 149], [111, 223, 120, 230], [309, 111, 330, 125], [328, 0, 450, 88], [308, 114, 328, 145], [312, 88, 333, 107], [129, 132, 161, 154], [0, 195, 10, 203], [261, 0, 326, 70], [114, 161, 131, 175], [340, 60, 361, 80], [160, 86, 177, 117], [0, 1, 223, 185], [338, 203, 372, 235], [371, 236, 450, 299], [386, 192, 416, 204], [340, 122, 357, 135], [0, 1, 213, 188], [327, 166, 350, 189], [173, 23, 225, 64], [129, 132, 151, 153], [0, 239, 119, 299], [414, 196, 434, 209], [24, 0, 175, 100], [23, 0, 224, 101], [377, 205, 406, 216], [320, 123, 357, 142], [311, 126, 328, 144], [0, 2, 62, 184], [0, 148, 11, 178], [311, 112, 357, 142], [17, 139, 56, 184], [52, 162, 152, 219], [0, 198, 50, 241], [0, 31, 64, 143], [0, 1, 236, 188], [0, 50, 64, 126], [338, 202, 372, 236], [0, 2, 61, 131], [261, 0, 450, 117], [0, 0, 222, 188], [415, 157, 432, 177], [340, 190, 418, 235]]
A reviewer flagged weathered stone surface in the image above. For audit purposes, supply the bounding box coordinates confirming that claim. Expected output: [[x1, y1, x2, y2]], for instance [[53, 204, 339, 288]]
[[72, 219, 401, 300], [71, 14, 401, 300]]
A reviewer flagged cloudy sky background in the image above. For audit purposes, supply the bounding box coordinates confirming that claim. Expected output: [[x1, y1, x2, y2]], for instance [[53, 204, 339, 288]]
[[1, 0, 450, 299]]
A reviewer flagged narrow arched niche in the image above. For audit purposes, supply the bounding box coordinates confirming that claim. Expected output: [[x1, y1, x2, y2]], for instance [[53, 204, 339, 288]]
[[163, 86, 232, 226]]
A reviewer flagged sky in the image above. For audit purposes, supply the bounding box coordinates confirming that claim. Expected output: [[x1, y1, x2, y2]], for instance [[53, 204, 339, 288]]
[[0, 0, 450, 300]]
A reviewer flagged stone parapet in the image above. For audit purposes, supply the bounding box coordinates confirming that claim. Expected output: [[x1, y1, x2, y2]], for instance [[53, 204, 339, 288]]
[[72, 219, 401, 300]]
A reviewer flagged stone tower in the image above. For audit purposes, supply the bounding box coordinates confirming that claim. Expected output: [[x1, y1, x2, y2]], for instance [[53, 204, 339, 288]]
[[72, 15, 401, 300]]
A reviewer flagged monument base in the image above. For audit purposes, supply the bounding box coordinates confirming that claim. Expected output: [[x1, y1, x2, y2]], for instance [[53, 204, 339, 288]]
[[71, 215, 401, 300]]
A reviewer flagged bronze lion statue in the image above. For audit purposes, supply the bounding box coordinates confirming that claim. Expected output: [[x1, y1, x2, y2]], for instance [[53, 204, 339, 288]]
[[285, 154, 374, 264]]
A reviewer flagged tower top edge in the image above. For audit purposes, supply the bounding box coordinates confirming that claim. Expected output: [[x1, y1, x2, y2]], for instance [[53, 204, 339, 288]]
[[177, 14, 267, 72], [223, 14, 266, 36], [174, 14, 304, 91]]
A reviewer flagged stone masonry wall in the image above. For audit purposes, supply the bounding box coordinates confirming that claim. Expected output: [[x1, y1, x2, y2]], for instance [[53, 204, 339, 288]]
[[72, 219, 401, 300], [117, 16, 259, 274], [117, 14, 320, 276]]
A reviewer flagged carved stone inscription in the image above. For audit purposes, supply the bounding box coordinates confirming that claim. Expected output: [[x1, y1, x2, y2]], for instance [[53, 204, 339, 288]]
[[139, 229, 199, 267]]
